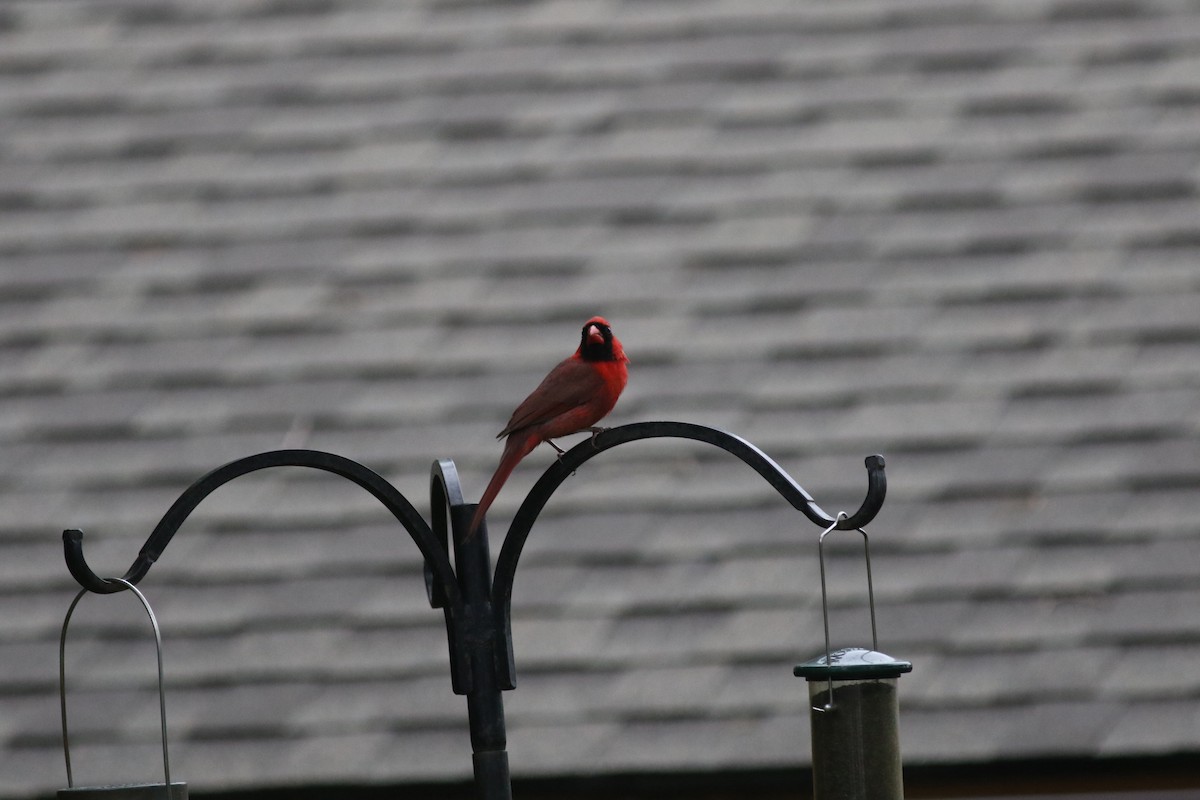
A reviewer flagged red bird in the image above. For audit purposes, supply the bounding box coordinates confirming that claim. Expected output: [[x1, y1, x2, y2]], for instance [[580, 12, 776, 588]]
[[469, 316, 629, 537]]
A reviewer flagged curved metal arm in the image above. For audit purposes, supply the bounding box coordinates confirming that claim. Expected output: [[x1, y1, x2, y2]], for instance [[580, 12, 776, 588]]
[[493, 421, 885, 604], [62, 449, 461, 608], [490, 421, 885, 686]]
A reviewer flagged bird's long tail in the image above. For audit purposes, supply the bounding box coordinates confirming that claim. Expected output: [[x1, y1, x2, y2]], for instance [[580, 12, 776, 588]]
[[468, 431, 540, 538]]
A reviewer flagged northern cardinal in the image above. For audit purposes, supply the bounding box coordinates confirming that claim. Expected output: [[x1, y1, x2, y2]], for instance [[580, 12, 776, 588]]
[[469, 316, 629, 537]]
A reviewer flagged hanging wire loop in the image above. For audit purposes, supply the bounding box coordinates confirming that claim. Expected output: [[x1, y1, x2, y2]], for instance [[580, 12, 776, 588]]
[[60, 578, 171, 789], [813, 513, 878, 712]]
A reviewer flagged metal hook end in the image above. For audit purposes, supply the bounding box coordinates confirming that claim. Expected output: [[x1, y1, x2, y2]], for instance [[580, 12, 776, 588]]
[[63, 529, 151, 595]]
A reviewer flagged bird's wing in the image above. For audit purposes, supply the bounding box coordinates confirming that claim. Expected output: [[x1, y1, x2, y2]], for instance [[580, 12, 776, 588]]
[[497, 358, 605, 438]]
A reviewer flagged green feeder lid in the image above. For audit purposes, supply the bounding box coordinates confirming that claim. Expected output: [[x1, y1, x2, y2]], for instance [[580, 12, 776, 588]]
[[794, 647, 912, 680]]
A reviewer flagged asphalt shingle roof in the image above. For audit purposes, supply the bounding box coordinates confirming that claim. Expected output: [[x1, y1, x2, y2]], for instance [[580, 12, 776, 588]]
[[1, 0, 1200, 796]]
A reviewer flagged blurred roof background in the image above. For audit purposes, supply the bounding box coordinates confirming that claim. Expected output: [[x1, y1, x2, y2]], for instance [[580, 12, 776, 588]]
[[1, 0, 1200, 797]]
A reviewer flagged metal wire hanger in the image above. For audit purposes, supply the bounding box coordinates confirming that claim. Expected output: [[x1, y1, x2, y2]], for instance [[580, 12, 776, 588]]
[[59, 577, 183, 798]]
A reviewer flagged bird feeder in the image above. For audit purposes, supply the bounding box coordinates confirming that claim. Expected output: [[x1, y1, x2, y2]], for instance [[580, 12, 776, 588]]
[[794, 516, 911, 800], [59, 579, 187, 800]]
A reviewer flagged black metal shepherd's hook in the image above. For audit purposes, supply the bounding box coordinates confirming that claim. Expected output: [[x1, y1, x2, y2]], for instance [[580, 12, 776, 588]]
[[487, 421, 885, 689], [62, 421, 885, 800]]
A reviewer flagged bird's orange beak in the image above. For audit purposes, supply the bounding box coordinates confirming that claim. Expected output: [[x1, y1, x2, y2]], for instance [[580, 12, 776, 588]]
[[586, 324, 604, 346]]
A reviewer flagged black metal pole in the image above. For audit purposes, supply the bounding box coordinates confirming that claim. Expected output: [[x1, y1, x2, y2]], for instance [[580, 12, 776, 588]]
[[452, 506, 511, 800]]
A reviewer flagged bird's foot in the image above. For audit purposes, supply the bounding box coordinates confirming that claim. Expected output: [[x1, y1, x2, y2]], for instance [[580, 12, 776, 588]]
[[548, 440, 577, 475], [587, 427, 608, 448]]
